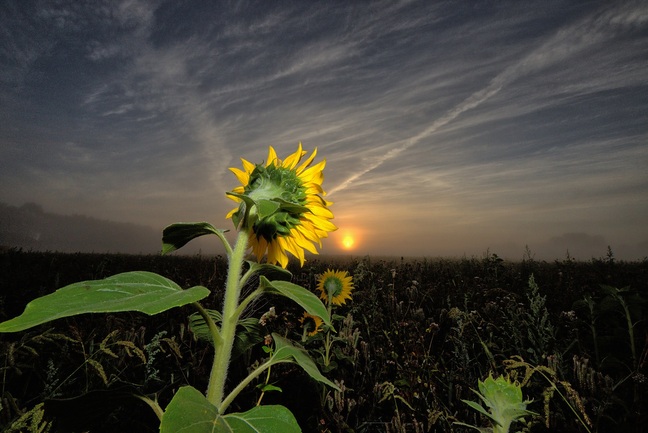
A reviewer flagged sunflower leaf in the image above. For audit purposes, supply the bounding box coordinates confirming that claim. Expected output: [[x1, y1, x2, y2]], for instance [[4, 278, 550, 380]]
[[246, 261, 292, 281], [259, 277, 331, 326], [257, 384, 282, 393], [162, 222, 230, 255], [461, 400, 495, 423], [269, 333, 339, 390], [0, 272, 210, 333], [160, 386, 301, 433]]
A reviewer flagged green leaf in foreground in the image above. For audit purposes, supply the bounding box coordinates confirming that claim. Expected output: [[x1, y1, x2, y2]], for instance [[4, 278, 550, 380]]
[[162, 222, 230, 255], [0, 271, 210, 333], [260, 277, 331, 327], [270, 334, 339, 390], [160, 386, 301, 433], [246, 261, 292, 281]]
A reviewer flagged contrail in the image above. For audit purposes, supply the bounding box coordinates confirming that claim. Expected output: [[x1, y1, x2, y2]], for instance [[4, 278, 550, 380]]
[[328, 81, 504, 195], [327, 3, 631, 196]]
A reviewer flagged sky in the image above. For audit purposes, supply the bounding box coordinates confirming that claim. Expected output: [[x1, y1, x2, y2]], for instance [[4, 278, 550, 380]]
[[1, 0, 647, 261]]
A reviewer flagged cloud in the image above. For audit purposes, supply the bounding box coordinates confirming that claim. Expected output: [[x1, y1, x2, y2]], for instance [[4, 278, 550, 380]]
[[329, 1, 648, 196]]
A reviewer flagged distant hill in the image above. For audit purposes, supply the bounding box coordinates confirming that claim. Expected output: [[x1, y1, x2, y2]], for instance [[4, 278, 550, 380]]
[[0, 202, 162, 254]]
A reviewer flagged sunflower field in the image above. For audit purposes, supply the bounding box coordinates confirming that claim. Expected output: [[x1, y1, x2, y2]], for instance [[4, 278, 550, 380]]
[[0, 248, 646, 433]]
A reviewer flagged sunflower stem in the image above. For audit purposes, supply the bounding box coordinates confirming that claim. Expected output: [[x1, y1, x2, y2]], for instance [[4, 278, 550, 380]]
[[206, 229, 250, 409], [324, 292, 333, 367], [255, 350, 275, 407], [220, 357, 290, 414]]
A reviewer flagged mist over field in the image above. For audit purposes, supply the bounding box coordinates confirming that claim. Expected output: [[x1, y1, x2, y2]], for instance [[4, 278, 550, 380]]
[[1, 202, 645, 261], [0, 202, 209, 255]]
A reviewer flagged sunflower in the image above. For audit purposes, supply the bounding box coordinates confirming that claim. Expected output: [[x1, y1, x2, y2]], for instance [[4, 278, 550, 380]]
[[299, 312, 323, 336], [317, 269, 354, 306], [226, 143, 337, 268]]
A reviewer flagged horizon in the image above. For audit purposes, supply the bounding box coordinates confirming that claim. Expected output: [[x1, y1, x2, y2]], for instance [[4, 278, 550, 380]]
[[2, 1, 647, 261], [1, 201, 643, 262]]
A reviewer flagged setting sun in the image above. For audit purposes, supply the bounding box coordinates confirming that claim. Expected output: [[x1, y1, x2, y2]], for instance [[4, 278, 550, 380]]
[[335, 227, 362, 252]]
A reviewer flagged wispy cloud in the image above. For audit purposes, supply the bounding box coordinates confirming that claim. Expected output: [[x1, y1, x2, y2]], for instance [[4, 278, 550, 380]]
[[329, 1, 648, 196]]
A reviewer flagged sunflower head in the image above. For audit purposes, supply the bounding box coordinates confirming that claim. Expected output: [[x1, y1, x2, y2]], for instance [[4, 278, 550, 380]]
[[299, 312, 323, 337], [317, 269, 354, 306], [227, 143, 337, 268]]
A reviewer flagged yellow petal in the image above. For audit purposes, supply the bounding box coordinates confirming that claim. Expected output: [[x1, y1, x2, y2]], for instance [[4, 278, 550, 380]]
[[290, 228, 318, 254], [305, 184, 324, 195], [251, 235, 268, 262], [271, 238, 290, 268], [229, 167, 250, 186], [284, 236, 305, 265], [296, 223, 322, 246], [225, 207, 238, 219], [308, 204, 334, 219], [266, 146, 278, 167], [241, 158, 255, 174], [282, 142, 304, 169], [299, 160, 326, 182], [295, 147, 317, 174], [303, 213, 337, 232]]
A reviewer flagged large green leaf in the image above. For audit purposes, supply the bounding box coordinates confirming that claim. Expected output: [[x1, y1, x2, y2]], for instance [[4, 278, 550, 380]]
[[260, 277, 331, 327], [270, 334, 339, 390], [162, 222, 230, 255], [0, 271, 210, 333], [160, 386, 301, 433], [245, 261, 292, 281], [221, 406, 300, 433]]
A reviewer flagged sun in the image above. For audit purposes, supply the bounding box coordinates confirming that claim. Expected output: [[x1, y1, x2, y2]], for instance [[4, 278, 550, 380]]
[[342, 235, 355, 250], [336, 227, 361, 252]]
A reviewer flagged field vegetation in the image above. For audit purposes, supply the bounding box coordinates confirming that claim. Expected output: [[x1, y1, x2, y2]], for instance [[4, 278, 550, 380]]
[[0, 248, 646, 432]]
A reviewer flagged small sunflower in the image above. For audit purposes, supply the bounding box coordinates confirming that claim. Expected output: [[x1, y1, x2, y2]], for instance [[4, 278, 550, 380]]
[[299, 312, 323, 336], [227, 143, 337, 268], [317, 269, 354, 306]]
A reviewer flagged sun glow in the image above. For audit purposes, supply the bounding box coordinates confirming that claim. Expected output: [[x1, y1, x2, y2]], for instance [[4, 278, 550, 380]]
[[334, 226, 362, 252], [342, 235, 355, 250]]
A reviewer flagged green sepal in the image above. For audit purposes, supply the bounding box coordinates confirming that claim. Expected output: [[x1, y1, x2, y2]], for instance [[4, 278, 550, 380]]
[[160, 386, 301, 433], [226, 192, 257, 229], [256, 199, 280, 219], [0, 272, 210, 333], [226, 192, 311, 230], [162, 222, 230, 255], [260, 277, 332, 327], [274, 198, 311, 215]]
